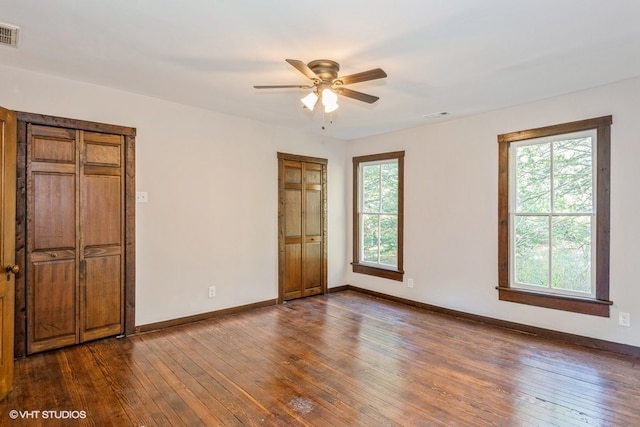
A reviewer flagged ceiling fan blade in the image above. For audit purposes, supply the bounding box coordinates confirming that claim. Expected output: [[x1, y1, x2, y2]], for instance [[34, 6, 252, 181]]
[[285, 59, 320, 81], [335, 87, 380, 104], [254, 84, 313, 89], [337, 68, 387, 85]]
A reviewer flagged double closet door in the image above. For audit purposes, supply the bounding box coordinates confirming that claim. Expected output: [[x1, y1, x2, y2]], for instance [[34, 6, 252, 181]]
[[26, 124, 125, 354], [278, 153, 327, 301]]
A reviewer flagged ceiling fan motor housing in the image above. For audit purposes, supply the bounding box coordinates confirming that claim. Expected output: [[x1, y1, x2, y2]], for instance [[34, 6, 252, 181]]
[[307, 59, 340, 83]]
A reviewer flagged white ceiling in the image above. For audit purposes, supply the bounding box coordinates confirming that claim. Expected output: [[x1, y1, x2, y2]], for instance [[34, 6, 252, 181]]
[[2, 0, 640, 140]]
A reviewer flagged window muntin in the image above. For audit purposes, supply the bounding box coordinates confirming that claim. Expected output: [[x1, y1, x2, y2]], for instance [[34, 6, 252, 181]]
[[510, 130, 596, 297]]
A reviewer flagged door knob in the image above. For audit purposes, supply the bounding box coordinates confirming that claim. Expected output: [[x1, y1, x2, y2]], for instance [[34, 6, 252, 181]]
[[5, 264, 19, 281], [5, 265, 19, 274]]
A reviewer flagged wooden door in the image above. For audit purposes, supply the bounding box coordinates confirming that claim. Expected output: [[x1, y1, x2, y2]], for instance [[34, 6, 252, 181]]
[[0, 107, 17, 399], [80, 132, 124, 342], [26, 125, 125, 354], [278, 153, 327, 301], [27, 125, 78, 353]]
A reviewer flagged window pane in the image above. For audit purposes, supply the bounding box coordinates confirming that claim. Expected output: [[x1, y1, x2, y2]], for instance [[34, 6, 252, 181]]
[[379, 214, 398, 266], [514, 215, 549, 287], [515, 143, 551, 213], [362, 214, 379, 263], [362, 165, 380, 213], [380, 162, 398, 214], [553, 138, 593, 213], [551, 216, 592, 293]]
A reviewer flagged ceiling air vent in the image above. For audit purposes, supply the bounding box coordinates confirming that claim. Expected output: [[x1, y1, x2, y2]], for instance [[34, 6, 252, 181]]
[[0, 23, 19, 47]]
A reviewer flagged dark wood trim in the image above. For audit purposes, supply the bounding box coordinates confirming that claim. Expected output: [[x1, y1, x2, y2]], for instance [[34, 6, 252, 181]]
[[497, 115, 612, 143], [277, 152, 327, 165], [352, 151, 405, 281], [135, 298, 277, 334], [13, 113, 136, 357], [13, 121, 27, 358], [342, 285, 640, 358], [497, 116, 612, 317], [595, 123, 611, 301], [497, 140, 509, 288], [277, 152, 328, 303], [497, 287, 611, 317], [352, 150, 405, 164], [124, 135, 136, 335], [351, 263, 404, 281], [15, 112, 136, 137]]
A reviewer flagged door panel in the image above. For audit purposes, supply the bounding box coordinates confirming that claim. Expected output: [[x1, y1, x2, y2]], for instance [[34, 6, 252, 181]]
[[30, 126, 75, 163], [85, 142, 121, 166], [32, 173, 76, 250], [82, 175, 121, 246], [305, 190, 322, 236], [284, 189, 302, 238], [30, 260, 76, 349], [305, 167, 321, 185], [81, 255, 122, 341], [283, 245, 302, 297], [303, 242, 322, 295]]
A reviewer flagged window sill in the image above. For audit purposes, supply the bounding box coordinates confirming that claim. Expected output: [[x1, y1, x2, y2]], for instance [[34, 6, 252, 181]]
[[352, 263, 404, 281], [497, 286, 612, 317]]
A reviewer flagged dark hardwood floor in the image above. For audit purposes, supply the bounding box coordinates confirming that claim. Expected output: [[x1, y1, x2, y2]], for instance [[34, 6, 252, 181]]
[[2, 290, 640, 426]]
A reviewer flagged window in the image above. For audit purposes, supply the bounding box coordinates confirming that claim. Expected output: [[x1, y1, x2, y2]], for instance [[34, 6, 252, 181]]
[[498, 116, 612, 316], [353, 151, 404, 281]]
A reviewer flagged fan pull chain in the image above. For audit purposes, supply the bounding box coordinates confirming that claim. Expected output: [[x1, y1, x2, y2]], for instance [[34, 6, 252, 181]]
[[321, 111, 334, 130]]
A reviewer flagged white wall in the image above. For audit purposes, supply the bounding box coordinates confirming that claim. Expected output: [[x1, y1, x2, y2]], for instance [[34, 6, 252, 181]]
[[345, 75, 640, 347], [0, 64, 347, 325]]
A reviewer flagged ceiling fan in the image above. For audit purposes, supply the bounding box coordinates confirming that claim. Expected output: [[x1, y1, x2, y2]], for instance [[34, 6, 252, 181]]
[[254, 59, 387, 113]]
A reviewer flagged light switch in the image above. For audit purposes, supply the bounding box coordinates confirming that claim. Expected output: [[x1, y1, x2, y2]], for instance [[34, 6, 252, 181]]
[[136, 192, 148, 203]]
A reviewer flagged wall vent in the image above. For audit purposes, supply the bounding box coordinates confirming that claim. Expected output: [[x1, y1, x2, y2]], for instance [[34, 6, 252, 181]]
[[0, 23, 19, 47]]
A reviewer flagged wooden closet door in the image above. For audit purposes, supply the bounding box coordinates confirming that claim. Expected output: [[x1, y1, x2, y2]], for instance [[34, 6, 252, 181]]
[[278, 153, 327, 302], [26, 126, 124, 354], [26, 125, 79, 353], [79, 132, 124, 342]]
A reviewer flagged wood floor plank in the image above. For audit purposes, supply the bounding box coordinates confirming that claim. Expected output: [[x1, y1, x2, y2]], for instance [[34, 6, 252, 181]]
[[2, 290, 640, 426]]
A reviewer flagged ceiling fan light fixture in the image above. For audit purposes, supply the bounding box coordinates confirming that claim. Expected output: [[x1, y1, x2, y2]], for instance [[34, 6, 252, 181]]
[[321, 88, 338, 113], [301, 91, 318, 110]]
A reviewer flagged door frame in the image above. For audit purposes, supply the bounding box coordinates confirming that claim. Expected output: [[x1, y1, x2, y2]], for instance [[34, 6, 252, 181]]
[[14, 112, 136, 357], [277, 152, 328, 303]]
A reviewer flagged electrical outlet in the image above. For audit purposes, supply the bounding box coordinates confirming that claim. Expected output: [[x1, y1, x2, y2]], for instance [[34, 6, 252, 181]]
[[619, 312, 631, 327], [407, 278, 414, 288], [208, 286, 216, 298]]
